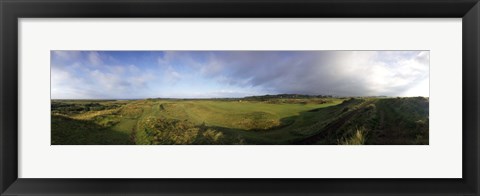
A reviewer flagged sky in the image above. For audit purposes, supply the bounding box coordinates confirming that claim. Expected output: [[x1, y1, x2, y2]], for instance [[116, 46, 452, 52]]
[[51, 51, 429, 99]]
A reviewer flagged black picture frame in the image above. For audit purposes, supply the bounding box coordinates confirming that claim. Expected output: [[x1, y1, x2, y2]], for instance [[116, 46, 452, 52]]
[[1, 0, 479, 195]]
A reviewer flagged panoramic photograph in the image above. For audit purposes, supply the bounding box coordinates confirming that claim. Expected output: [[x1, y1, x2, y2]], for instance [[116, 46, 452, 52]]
[[51, 51, 429, 145]]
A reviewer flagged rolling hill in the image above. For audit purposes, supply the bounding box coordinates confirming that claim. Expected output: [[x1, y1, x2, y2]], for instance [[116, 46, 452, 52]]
[[51, 96, 429, 145]]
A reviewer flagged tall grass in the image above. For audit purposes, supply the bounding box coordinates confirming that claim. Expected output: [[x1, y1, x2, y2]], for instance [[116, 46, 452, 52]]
[[339, 127, 367, 145]]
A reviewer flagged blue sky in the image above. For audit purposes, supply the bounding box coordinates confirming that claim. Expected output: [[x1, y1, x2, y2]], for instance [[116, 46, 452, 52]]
[[51, 51, 429, 99]]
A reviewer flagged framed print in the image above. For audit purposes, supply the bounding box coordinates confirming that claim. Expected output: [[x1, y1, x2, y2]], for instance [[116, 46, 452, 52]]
[[49, 50, 430, 145], [1, 0, 479, 195]]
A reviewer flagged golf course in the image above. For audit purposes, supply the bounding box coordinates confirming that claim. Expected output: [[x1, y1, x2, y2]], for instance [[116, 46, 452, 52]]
[[51, 95, 429, 145]]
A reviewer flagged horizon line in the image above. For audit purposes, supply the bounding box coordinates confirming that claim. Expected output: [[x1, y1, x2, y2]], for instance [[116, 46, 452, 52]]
[[50, 95, 430, 100]]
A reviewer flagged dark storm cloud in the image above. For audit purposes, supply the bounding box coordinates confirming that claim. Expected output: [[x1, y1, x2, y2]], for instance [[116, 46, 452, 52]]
[[193, 51, 429, 96]]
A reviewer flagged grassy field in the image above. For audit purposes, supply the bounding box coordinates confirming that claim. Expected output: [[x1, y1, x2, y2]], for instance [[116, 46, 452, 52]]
[[51, 96, 429, 145]]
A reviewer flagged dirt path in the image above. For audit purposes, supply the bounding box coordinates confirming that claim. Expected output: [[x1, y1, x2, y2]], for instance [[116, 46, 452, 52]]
[[130, 127, 137, 144]]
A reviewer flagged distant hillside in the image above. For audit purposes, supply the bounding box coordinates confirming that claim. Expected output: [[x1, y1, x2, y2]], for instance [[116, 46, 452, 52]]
[[243, 94, 333, 100]]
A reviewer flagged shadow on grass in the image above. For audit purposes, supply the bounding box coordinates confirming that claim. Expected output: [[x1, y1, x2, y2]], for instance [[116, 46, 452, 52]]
[[51, 115, 133, 145], [195, 103, 347, 145]]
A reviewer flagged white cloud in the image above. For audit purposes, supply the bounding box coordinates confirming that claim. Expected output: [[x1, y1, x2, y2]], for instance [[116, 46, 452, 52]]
[[88, 52, 103, 66], [51, 66, 92, 99], [52, 50, 81, 61], [51, 52, 156, 99]]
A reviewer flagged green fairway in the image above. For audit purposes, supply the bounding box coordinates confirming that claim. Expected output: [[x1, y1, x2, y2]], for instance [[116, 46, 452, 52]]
[[51, 96, 429, 145]]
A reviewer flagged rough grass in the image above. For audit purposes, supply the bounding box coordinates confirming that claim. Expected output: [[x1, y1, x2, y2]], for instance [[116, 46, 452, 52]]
[[51, 97, 428, 145], [339, 127, 367, 145]]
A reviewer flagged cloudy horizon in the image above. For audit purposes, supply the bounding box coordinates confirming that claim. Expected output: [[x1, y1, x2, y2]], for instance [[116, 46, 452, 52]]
[[51, 50, 429, 99]]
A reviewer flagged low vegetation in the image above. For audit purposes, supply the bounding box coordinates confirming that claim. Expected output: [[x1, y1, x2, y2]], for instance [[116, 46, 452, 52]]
[[51, 95, 429, 145]]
